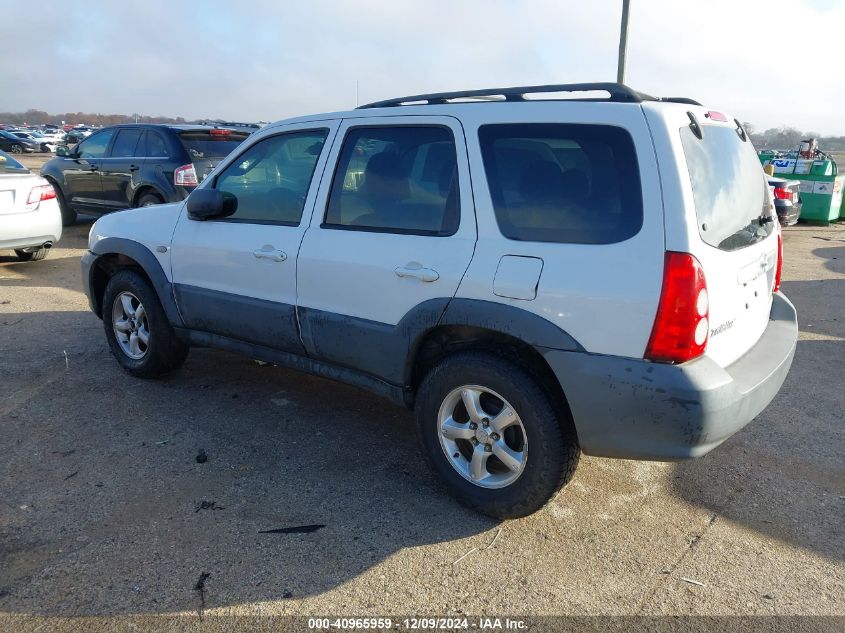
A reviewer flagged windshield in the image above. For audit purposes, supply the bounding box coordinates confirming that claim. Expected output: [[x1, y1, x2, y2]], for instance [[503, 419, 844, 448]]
[[680, 124, 774, 251], [178, 131, 249, 161], [0, 150, 28, 172]]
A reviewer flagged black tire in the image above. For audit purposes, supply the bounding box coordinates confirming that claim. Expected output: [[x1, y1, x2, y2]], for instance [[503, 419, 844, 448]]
[[415, 352, 580, 519], [137, 192, 164, 207], [10, 144, 22, 154], [102, 269, 189, 378], [49, 181, 76, 226], [14, 247, 48, 262]]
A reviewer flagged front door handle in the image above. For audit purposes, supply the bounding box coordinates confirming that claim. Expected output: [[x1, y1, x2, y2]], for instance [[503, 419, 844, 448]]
[[129, 164, 139, 172], [394, 262, 439, 282], [253, 245, 287, 262]]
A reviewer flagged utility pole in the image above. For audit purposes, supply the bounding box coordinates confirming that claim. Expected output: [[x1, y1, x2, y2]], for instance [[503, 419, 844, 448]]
[[617, 0, 631, 84]]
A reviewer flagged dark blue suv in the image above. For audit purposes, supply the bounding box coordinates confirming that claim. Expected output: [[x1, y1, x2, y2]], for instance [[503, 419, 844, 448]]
[[41, 124, 250, 225]]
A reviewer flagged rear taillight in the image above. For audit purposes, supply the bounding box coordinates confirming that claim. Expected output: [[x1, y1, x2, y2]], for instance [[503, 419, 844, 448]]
[[773, 187, 794, 202], [209, 128, 231, 136], [174, 163, 198, 187], [645, 252, 709, 364], [774, 232, 784, 293], [25, 184, 56, 210]]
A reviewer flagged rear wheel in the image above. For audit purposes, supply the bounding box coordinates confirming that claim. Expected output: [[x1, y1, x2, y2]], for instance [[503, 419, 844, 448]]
[[14, 247, 48, 262], [10, 144, 22, 154], [415, 352, 579, 518], [102, 269, 188, 378], [137, 192, 164, 207]]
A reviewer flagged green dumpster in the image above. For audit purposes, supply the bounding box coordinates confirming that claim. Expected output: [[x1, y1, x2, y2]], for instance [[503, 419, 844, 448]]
[[760, 155, 843, 223]]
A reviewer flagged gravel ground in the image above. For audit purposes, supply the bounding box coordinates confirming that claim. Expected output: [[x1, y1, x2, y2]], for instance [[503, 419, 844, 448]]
[[1, 155, 843, 630]]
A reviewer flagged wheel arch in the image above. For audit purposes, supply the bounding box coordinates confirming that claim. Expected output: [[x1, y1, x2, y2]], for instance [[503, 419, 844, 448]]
[[405, 299, 582, 427], [88, 238, 183, 327], [132, 185, 165, 207]]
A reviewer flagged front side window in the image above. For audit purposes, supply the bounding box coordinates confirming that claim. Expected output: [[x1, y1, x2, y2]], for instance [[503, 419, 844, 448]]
[[479, 123, 642, 244], [111, 129, 143, 158], [324, 126, 459, 235], [214, 129, 328, 225], [77, 129, 115, 159]]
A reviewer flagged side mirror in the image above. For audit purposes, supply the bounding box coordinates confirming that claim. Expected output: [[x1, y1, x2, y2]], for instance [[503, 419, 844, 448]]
[[55, 146, 70, 157], [186, 188, 237, 220]]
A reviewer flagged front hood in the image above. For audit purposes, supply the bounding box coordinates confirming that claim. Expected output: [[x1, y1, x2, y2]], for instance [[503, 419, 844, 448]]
[[89, 201, 184, 253]]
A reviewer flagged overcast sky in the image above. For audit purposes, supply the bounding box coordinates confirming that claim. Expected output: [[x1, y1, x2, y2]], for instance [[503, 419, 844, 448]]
[[2, 0, 843, 134]]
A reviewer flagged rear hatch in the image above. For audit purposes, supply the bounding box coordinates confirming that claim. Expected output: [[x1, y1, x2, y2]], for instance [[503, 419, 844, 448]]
[[177, 129, 250, 183], [678, 115, 778, 367]]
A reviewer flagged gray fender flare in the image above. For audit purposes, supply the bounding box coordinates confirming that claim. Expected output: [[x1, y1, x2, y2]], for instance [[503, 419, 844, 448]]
[[402, 297, 584, 385], [89, 237, 184, 327]]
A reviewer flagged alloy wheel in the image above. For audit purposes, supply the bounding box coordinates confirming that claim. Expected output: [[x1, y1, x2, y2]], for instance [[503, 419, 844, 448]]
[[111, 291, 150, 360], [437, 385, 528, 489]]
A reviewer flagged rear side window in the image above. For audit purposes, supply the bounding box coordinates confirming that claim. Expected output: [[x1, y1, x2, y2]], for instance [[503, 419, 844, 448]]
[[143, 131, 168, 157], [680, 125, 773, 251], [110, 129, 143, 158], [479, 123, 642, 244], [324, 126, 459, 236], [179, 130, 249, 160]]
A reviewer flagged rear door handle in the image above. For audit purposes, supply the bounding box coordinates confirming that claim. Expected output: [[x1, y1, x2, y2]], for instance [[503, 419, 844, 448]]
[[394, 263, 439, 282], [253, 245, 287, 262], [129, 165, 139, 172]]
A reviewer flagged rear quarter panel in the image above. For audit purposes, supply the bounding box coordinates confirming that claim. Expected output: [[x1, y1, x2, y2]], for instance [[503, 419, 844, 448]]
[[455, 101, 665, 358]]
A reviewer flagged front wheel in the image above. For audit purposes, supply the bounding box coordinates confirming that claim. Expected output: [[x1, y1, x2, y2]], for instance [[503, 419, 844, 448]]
[[10, 144, 22, 154], [102, 269, 188, 378], [415, 352, 579, 519]]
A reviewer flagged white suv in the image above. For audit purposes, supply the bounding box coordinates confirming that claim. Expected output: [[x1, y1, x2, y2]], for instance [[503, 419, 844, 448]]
[[81, 83, 797, 518]]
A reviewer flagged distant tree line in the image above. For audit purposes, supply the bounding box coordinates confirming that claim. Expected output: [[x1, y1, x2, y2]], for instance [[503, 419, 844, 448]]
[[0, 108, 189, 127], [743, 122, 845, 152]]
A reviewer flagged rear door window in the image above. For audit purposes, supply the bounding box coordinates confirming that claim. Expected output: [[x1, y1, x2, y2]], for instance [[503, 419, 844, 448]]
[[324, 126, 459, 235], [110, 129, 143, 158], [680, 124, 773, 251], [479, 123, 642, 244]]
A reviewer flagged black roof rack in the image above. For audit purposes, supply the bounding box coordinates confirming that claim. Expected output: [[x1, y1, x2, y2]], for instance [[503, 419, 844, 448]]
[[659, 97, 703, 106], [358, 82, 657, 109]]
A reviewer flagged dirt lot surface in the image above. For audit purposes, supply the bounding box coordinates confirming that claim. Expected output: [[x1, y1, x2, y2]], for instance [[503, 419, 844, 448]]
[[1, 155, 843, 630]]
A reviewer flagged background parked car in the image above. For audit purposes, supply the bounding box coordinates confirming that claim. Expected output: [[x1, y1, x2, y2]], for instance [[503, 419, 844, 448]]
[[0, 130, 39, 154], [0, 149, 61, 261], [41, 124, 249, 225], [9, 131, 56, 153], [63, 128, 92, 144], [767, 176, 802, 226]]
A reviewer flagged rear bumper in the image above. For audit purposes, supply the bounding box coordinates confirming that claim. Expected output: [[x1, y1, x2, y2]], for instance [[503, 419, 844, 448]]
[[775, 200, 801, 226], [543, 292, 798, 460], [0, 201, 62, 250]]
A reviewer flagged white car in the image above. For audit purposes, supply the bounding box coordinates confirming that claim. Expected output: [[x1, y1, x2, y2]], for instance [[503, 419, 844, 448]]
[[80, 82, 797, 518], [9, 131, 57, 153], [0, 150, 62, 261]]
